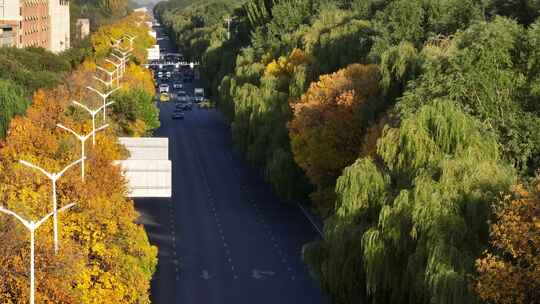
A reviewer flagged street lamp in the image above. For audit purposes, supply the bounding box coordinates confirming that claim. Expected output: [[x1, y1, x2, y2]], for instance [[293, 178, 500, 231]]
[[95, 66, 117, 89], [18, 159, 83, 254], [56, 123, 109, 181], [112, 48, 132, 76], [72, 100, 115, 146], [105, 58, 122, 85], [0, 203, 76, 304], [109, 54, 126, 78], [85, 86, 120, 123], [123, 34, 137, 49]]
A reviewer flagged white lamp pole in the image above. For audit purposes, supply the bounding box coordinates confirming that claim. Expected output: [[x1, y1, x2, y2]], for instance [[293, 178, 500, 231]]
[[85, 86, 120, 123], [0, 203, 76, 304], [109, 54, 125, 78], [224, 16, 232, 40], [112, 48, 132, 75], [72, 100, 115, 146], [18, 159, 83, 254], [105, 59, 122, 85], [95, 66, 117, 89], [56, 123, 109, 181], [123, 34, 137, 49]]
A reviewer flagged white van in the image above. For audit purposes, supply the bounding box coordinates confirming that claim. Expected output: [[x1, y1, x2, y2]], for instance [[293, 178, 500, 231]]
[[159, 84, 169, 93]]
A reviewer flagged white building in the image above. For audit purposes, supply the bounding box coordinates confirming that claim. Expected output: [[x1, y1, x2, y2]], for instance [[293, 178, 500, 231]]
[[0, 0, 22, 48], [76, 18, 89, 40], [49, 0, 70, 53], [147, 44, 160, 61]]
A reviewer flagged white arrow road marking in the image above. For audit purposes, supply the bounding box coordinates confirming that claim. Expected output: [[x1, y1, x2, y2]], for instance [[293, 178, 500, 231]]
[[252, 269, 275, 279], [200, 270, 213, 280]]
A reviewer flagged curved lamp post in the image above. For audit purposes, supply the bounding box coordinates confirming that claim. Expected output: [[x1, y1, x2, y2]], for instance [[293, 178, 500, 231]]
[[85, 86, 120, 123], [18, 159, 83, 254], [72, 100, 115, 146], [0, 203, 76, 304], [95, 66, 118, 89], [56, 123, 109, 181], [105, 59, 122, 85]]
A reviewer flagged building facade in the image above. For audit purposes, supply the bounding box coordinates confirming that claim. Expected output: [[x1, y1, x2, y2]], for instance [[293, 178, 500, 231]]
[[0, 0, 70, 52], [20, 0, 50, 49], [49, 0, 69, 52], [0, 0, 21, 47]]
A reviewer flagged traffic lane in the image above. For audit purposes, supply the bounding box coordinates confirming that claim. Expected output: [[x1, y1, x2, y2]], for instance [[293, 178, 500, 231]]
[[204, 107, 327, 299], [133, 98, 178, 302], [188, 120, 290, 302], [162, 101, 234, 304], [188, 108, 329, 303]]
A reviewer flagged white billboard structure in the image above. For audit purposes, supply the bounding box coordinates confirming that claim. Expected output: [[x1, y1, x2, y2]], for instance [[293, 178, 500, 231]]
[[114, 137, 171, 197], [147, 44, 160, 61]]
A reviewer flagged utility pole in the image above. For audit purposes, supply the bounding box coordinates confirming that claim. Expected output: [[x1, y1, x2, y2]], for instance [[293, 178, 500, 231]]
[[224, 16, 232, 40], [86, 86, 120, 123], [18, 159, 84, 254], [56, 123, 109, 181], [72, 100, 115, 146], [0, 203, 76, 304]]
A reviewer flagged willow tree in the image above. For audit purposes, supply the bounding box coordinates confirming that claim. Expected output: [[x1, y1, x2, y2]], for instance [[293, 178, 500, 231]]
[[0, 80, 29, 139], [305, 100, 515, 304]]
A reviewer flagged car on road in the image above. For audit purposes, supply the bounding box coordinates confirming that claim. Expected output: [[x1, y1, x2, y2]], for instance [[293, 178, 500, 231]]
[[176, 91, 188, 103], [172, 83, 183, 90], [172, 110, 184, 119], [194, 88, 205, 103], [160, 93, 170, 102], [159, 84, 169, 93]]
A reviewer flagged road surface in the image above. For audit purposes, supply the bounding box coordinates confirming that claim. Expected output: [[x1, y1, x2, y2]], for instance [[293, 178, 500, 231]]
[[134, 25, 328, 304]]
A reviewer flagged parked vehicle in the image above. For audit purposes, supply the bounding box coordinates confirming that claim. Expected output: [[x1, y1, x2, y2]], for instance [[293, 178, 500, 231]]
[[173, 83, 183, 90]]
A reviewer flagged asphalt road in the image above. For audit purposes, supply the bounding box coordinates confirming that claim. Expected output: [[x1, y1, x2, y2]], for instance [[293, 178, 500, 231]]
[[133, 25, 328, 304]]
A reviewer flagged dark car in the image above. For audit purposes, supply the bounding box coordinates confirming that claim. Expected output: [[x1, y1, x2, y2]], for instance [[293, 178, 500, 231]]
[[172, 111, 184, 119]]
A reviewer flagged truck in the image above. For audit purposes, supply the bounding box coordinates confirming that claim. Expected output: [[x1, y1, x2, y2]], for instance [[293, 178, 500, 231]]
[[194, 88, 204, 103]]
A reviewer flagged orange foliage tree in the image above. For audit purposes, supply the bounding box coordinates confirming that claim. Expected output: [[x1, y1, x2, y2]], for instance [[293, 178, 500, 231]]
[[473, 175, 540, 304], [288, 64, 387, 214], [0, 11, 157, 303]]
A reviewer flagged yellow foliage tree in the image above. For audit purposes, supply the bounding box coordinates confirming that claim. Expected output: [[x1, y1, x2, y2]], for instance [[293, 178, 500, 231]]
[[473, 175, 540, 304], [0, 12, 157, 304]]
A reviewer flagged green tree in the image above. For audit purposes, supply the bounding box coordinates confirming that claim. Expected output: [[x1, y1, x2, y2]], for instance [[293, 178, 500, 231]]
[[305, 100, 515, 304], [0, 80, 30, 138]]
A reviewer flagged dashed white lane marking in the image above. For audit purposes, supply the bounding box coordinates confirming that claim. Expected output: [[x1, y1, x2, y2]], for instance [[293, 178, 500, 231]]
[[223, 242, 228, 247]]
